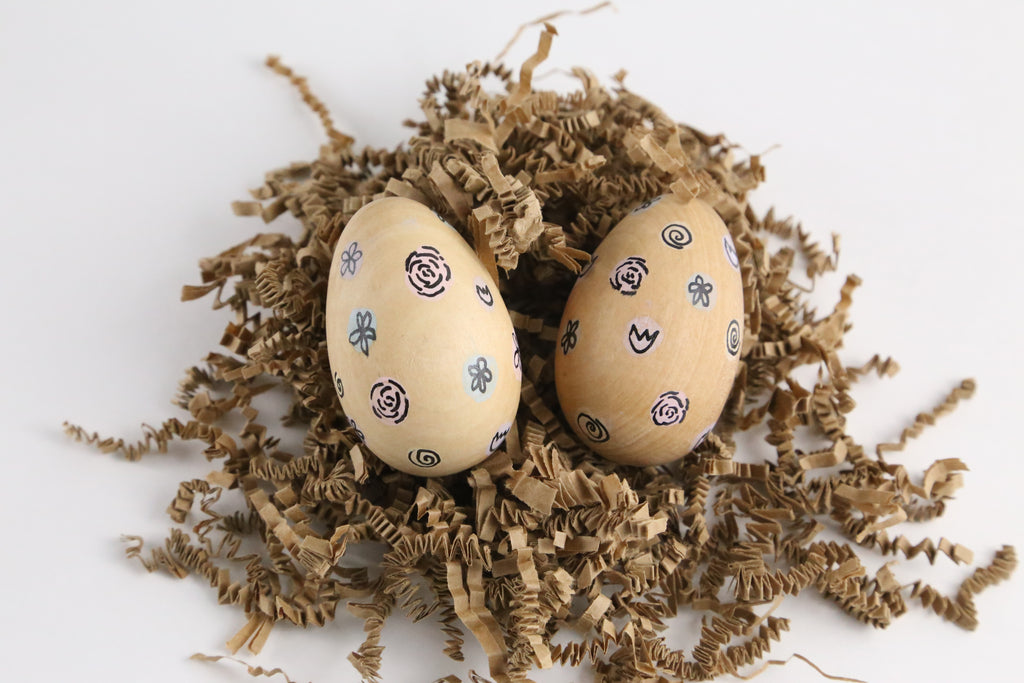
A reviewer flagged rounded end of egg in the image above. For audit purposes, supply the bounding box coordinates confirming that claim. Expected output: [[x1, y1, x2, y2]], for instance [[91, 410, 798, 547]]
[[325, 196, 521, 477], [554, 196, 743, 467]]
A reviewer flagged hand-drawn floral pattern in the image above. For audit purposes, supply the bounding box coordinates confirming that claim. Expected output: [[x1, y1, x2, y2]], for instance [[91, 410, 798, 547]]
[[650, 391, 689, 426], [347, 309, 377, 356], [561, 319, 579, 355], [687, 274, 714, 308], [466, 356, 493, 395], [405, 245, 451, 298], [609, 256, 649, 296], [338, 241, 363, 278], [369, 378, 409, 425]]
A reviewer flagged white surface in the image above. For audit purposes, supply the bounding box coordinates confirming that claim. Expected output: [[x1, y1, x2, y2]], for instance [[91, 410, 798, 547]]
[[2, 1, 1022, 681]]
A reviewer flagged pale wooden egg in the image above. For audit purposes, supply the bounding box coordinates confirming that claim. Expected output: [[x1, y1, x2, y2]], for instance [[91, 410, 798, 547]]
[[554, 195, 743, 466], [326, 197, 521, 476]]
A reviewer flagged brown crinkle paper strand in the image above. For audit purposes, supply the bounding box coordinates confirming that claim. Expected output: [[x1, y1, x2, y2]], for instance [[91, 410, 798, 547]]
[[65, 22, 1016, 683]]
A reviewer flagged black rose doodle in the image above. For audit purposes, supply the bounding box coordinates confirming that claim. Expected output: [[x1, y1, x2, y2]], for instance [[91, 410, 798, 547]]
[[489, 425, 511, 453], [338, 241, 363, 277], [369, 378, 409, 425], [560, 319, 579, 355], [404, 245, 451, 298], [628, 322, 660, 354], [726, 319, 741, 356], [408, 448, 441, 468], [688, 274, 713, 308], [467, 356, 493, 395], [577, 412, 610, 443], [475, 282, 494, 307], [333, 372, 344, 398], [609, 256, 649, 296], [348, 309, 377, 356], [723, 235, 739, 269], [578, 254, 598, 278], [348, 417, 365, 443], [661, 223, 693, 250], [651, 391, 689, 426]]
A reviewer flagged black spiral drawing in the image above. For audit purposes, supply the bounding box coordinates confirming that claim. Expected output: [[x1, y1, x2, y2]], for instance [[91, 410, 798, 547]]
[[650, 391, 689, 426], [661, 223, 693, 250], [405, 245, 451, 298], [726, 320, 741, 356], [333, 372, 344, 398], [369, 378, 410, 425], [408, 448, 441, 468], [609, 256, 649, 296], [577, 412, 610, 443]]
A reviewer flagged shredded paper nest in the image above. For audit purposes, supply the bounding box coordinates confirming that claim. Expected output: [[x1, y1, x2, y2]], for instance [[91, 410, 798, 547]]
[[66, 21, 1015, 683]]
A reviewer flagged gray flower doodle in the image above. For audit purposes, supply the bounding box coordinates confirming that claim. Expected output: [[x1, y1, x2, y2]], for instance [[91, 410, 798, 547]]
[[348, 310, 377, 356], [687, 274, 713, 308], [339, 241, 363, 277], [467, 356, 493, 394]]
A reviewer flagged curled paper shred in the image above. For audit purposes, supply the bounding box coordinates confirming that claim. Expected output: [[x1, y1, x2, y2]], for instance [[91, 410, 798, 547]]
[[65, 18, 1016, 683]]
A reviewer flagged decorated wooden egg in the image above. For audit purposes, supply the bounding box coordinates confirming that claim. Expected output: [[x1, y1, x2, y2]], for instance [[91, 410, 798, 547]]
[[326, 197, 521, 476], [554, 195, 743, 466]]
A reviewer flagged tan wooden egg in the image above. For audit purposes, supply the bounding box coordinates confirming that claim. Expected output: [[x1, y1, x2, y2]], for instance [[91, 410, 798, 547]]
[[325, 197, 521, 476], [554, 195, 743, 466]]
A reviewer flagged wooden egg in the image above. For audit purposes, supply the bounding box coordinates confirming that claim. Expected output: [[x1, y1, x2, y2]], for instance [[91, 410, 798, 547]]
[[326, 197, 521, 476], [554, 195, 743, 466]]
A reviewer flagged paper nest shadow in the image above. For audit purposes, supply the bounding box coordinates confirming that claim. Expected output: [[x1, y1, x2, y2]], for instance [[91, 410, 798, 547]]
[[64, 18, 1015, 683]]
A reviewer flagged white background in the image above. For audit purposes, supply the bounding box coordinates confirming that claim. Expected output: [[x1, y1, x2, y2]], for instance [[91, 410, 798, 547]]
[[2, 1, 1023, 681]]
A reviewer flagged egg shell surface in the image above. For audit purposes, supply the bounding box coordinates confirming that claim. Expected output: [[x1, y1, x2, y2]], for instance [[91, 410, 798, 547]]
[[554, 195, 743, 466], [326, 197, 521, 476]]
